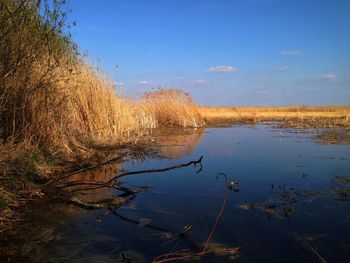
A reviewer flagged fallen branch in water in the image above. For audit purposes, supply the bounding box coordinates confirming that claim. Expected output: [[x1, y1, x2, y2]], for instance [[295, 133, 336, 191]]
[[60, 154, 203, 193], [47, 155, 202, 191], [107, 155, 203, 183], [111, 210, 177, 235], [44, 153, 127, 186], [101, 208, 201, 251], [65, 191, 136, 210]]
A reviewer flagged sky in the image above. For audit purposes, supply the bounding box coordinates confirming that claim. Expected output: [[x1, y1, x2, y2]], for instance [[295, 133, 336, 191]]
[[68, 0, 350, 106]]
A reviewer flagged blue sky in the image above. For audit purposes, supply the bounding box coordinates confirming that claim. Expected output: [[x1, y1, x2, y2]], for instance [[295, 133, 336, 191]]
[[69, 0, 350, 106]]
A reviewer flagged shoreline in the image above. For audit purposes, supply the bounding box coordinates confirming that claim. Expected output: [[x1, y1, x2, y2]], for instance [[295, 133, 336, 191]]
[[1, 120, 349, 236]]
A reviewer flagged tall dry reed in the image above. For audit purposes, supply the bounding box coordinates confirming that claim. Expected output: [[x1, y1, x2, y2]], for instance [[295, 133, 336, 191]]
[[142, 88, 205, 127], [199, 106, 350, 127]]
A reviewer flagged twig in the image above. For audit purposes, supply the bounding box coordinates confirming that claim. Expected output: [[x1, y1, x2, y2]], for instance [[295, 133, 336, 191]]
[[152, 172, 238, 263], [67, 184, 136, 194], [303, 239, 328, 263], [202, 172, 229, 253], [152, 251, 195, 263], [111, 210, 176, 234], [107, 156, 203, 184], [56, 180, 111, 188], [176, 209, 210, 233]]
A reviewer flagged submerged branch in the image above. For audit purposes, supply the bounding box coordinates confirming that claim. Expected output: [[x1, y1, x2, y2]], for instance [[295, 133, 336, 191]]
[[45, 153, 126, 185], [152, 172, 240, 263], [107, 155, 203, 183]]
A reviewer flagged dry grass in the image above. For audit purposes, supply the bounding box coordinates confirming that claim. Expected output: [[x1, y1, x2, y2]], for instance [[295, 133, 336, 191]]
[[142, 88, 205, 128], [0, 63, 204, 163], [1, 61, 154, 161], [199, 106, 350, 128]]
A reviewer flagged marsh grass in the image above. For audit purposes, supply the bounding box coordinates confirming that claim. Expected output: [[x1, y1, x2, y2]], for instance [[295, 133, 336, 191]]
[[142, 88, 205, 127], [0, 1, 206, 226], [0, 0, 203, 163], [199, 106, 350, 128], [1, 0, 350, 235]]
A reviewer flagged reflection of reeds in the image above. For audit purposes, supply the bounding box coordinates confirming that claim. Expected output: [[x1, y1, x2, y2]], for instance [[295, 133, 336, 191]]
[[154, 128, 204, 159], [62, 163, 120, 203], [58, 128, 204, 201]]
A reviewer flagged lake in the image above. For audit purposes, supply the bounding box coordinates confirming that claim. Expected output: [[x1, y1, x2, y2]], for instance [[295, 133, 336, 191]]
[[4, 125, 350, 262]]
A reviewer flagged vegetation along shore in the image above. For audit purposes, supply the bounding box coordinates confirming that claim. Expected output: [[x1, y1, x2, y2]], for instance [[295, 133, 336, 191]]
[[0, 0, 349, 236]]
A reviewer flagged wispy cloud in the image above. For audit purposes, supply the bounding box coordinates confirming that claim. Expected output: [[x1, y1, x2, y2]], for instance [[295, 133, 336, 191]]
[[275, 66, 299, 72], [136, 80, 154, 85], [113, 81, 124, 87], [177, 77, 208, 85], [188, 79, 207, 85], [321, 73, 337, 81], [207, 65, 238, 73], [279, 50, 303, 57]]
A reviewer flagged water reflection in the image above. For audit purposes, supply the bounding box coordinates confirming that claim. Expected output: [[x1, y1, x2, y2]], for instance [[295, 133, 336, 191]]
[[61, 128, 205, 204], [2, 126, 350, 262], [63, 164, 120, 203], [154, 127, 204, 159]]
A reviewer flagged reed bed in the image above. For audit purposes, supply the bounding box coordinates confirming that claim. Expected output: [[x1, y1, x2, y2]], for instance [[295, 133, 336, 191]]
[[0, 1, 206, 221], [142, 88, 205, 127], [0, 62, 204, 164], [1, 0, 350, 232], [199, 106, 350, 128]]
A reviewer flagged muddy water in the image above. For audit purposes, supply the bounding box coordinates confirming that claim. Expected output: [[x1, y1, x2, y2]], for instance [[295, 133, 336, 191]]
[[4, 125, 350, 262]]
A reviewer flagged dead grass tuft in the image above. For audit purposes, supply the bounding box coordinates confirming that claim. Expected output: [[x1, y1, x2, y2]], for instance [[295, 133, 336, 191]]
[[142, 88, 205, 127]]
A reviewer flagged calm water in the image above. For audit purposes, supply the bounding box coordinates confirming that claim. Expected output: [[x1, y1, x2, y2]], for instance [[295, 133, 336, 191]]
[[5, 125, 350, 262]]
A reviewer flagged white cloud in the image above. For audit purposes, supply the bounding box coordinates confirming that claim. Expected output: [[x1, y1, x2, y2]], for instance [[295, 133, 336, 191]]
[[321, 73, 337, 81], [113, 81, 124, 87], [137, 80, 154, 85], [207, 65, 238, 73], [188, 79, 207, 85], [275, 66, 299, 72], [279, 50, 303, 57], [177, 77, 208, 85]]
